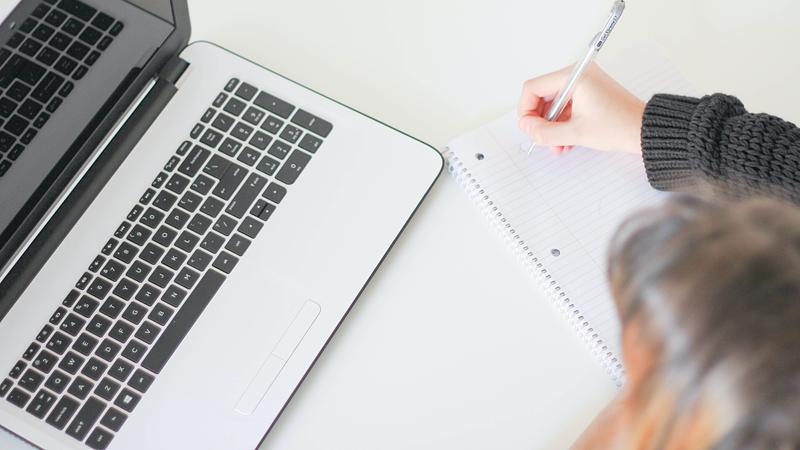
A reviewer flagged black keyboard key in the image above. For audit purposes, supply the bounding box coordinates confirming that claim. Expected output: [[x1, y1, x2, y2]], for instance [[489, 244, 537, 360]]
[[109, 359, 133, 382], [87, 315, 112, 338], [109, 21, 124, 36], [76, 272, 92, 289], [7, 33, 24, 49], [109, 321, 134, 344], [72, 333, 99, 356], [57, 0, 97, 21], [279, 124, 302, 144], [189, 123, 204, 139], [0, 98, 15, 118], [46, 96, 62, 113], [238, 146, 261, 167], [26, 389, 56, 418], [121, 340, 146, 364], [74, 295, 100, 317], [23, 342, 41, 361], [66, 40, 89, 60], [81, 357, 107, 381], [73, 65, 89, 80], [89, 255, 106, 273], [200, 128, 223, 148], [225, 234, 252, 257], [20, 18, 38, 33], [200, 232, 225, 253], [33, 4, 50, 18], [54, 55, 77, 75], [152, 225, 177, 247], [94, 377, 120, 401], [49, 31, 71, 50], [125, 260, 150, 283], [142, 270, 225, 373], [6, 388, 30, 408], [261, 115, 283, 134], [20, 127, 38, 145], [128, 369, 154, 394], [267, 139, 291, 160], [114, 387, 140, 413], [66, 396, 104, 441], [178, 145, 210, 178], [0, 378, 10, 397], [122, 302, 146, 325], [165, 208, 190, 230], [96, 35, 112, 51], [59, 313, 85, 336], [86, 50, 100, 66], [292, 109, 333, 137], [224, 78, 239, 92], [0, 55, 25, 88], [243, 106, 265, 126], [174, 231, 200, 253], [186, 214, 212, 235], [67, 376, 93, 400], [32, 349, 58, 373], [254, 91, 294, 119], [162, 248, 187, 271], [165, 173, 190, 195], [148, 303, 173, 326], [45, 8, 67, 26], [87, 427, 114, 450], [255, 155, 279, 176], [5, 115, 29, 136], [200, 107, 215, 123], [18, 369, 45, 392], [112, 278, 137, 300], [276, 149, 312, 185], [33, 23, 55, 41], [203, 154, 229, 179], [213, 162, 247, 200], [200, 196, 224, 218], [211, 112, 234, 132], [263, 182, 287, 204], [46, 395, 79, 429], [135, 283, 160, 305], [45, 370, 70, 393], [140, 207, 165, 229], [226, 173, 267, 218], [178, 190, 202, 213], [31, 71, 63, 104], [234, 82, 257, 101], [299, 133, 323, 153], [238, 216, 263, 239], [213, 214, 237, 237], [213, 251, 239, 274], [100, 408, 126, 432], [37, 46, 60, 66], [231, 122, 254, 141], [101, 237, 118, 256], [161, 285, 186, 307], [49, 306, 67, 325], [135, 321, 160, 344], [46, 331, 72, 355], [249, 130, 272, 150], [140, 188, 156, 205], [153, 190, 178, 212], [0, 133, 13, 154], [175, 267, 200, 290], [99, 297, 125, 319], [100, 258, 124, 281], [187, 249, 213, 272], [224, 97, 246, 116], [219, 137, 242, 157], [8, 81, 31, 102], [212, 92, 227, 108], [95, 338, 121, 363], [20, 38, 42, 57], [92, 12, 114, 30], [113, 241, 137, 263], [164, 155, 180, 172], [58, 351, 84, 374], [87, 277, 112, 300], [139, 244, 164, 266]]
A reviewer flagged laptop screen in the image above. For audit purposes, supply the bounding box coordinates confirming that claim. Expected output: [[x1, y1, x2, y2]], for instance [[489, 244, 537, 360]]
[[0, 0, 175, 262]]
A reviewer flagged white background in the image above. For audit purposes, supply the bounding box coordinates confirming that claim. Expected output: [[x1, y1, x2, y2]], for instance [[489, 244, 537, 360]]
[[1, 0, 799, 449]]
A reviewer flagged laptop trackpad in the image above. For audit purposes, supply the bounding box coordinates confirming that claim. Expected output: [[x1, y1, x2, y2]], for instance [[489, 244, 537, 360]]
[[235, 301, 321, 415]]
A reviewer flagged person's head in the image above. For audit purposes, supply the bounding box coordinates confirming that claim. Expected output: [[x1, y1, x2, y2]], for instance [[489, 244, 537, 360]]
[[601, 195, 800, 449]]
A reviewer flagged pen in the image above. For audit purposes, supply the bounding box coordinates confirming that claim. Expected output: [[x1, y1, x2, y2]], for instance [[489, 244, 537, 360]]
[[527, 0, 626, 155]]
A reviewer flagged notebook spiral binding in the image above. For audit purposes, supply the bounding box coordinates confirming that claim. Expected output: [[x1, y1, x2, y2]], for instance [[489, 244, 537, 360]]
[[443, 148, 625, 386]]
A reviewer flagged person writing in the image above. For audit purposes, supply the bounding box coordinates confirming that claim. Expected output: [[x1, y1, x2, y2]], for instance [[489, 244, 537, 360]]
[[517, 65, 800, 449]]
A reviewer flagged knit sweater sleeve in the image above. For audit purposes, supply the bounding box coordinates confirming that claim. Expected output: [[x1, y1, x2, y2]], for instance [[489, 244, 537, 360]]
[[640, 94, 800, 198]]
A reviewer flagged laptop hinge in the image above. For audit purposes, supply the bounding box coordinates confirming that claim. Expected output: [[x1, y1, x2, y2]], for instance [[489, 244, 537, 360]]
[[159, 56, 190, 85]]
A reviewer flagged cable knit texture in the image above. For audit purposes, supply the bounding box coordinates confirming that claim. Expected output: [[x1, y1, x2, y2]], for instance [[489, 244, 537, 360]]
[[642, 94, 800, 202]]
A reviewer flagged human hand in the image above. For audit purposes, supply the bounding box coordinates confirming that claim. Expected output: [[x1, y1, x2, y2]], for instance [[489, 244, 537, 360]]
[[517, 63, 645, 154]]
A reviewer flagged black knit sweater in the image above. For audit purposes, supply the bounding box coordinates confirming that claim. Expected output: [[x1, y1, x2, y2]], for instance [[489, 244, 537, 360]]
[[641, 94, 800, 201]]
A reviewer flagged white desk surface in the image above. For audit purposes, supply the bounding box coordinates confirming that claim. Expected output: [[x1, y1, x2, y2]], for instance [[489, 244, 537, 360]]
[[2, 0, 799, 449]]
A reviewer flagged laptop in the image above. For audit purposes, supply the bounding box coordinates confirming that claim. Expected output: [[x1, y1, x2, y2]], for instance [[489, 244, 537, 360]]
[[0, 0, 442, 448]]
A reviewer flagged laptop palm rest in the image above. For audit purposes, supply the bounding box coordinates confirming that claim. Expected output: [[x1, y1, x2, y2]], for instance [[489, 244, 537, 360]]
[[235, 300, 321, 415]]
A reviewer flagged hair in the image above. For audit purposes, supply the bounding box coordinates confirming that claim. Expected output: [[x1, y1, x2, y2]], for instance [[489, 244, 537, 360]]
[[607, 194, 800, 450]]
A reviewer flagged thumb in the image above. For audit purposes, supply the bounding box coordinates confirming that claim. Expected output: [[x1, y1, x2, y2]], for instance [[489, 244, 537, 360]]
[[519, 115, 579, 148]]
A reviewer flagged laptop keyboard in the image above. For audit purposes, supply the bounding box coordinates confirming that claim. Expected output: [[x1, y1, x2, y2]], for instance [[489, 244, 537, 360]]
[[0, 77, 333, 449], [0, 0, 123, 177]]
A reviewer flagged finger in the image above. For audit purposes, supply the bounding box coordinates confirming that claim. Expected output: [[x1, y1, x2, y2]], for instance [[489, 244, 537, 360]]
[[519, 115, 579, 148], [517, 65, 574, 118]]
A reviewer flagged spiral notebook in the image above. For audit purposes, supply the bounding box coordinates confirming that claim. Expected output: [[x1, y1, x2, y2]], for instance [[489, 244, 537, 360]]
[[444, 53, 697, 384]]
